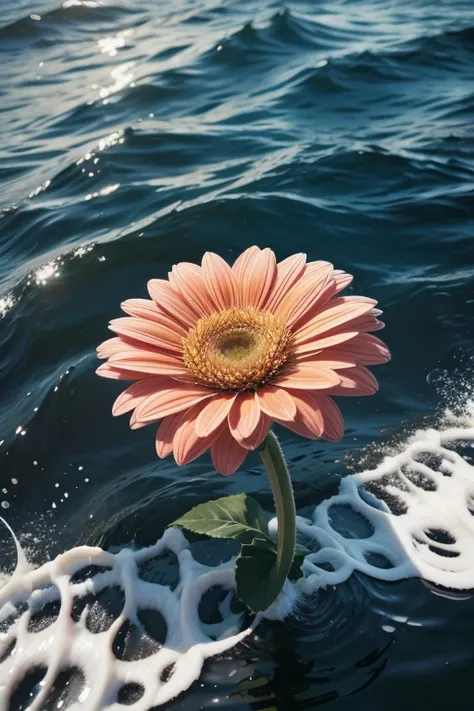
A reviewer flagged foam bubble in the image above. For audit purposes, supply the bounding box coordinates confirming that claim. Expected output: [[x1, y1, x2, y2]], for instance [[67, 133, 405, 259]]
[[1, 415, 474, 708]]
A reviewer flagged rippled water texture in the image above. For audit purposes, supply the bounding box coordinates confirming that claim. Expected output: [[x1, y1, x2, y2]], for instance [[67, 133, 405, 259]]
[[1, 0, 474, 709]]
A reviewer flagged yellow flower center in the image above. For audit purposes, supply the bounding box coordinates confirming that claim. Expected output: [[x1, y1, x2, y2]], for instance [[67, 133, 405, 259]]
[[182, 307, 293, 391]]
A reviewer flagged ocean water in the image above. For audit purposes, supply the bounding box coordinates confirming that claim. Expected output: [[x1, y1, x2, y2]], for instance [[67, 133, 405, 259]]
[[1, 0, 474, 709]]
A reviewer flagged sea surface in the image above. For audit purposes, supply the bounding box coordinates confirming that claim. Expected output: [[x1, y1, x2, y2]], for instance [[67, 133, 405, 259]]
[[1, 0, 474, 708]]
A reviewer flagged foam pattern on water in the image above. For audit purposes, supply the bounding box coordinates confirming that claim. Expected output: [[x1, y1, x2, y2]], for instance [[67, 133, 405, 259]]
[[1, 417, 474, 709]]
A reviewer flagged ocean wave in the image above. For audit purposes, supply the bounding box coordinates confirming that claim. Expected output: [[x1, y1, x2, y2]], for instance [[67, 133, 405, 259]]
[[0, 1, 143, 42]]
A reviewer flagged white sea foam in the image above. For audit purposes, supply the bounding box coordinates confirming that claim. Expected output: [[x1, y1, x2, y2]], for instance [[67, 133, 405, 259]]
[[1, 409, 474, 709]]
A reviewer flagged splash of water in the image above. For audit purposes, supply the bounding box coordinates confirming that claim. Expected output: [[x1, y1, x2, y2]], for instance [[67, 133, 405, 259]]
[[1, 411, 474, 709]]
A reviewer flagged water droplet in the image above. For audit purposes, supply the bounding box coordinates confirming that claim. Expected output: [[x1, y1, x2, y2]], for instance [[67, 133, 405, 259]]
[[78, 687, 90, 703], [1, 501, 9, 509]]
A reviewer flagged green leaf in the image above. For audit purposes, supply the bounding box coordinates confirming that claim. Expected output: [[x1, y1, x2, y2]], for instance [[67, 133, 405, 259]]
[[235, 538, 306, 611], [235, 538, 281, 612], [169, 493, 271, 545], [294, 542, 311, 557], [170, 494, 308, 611]]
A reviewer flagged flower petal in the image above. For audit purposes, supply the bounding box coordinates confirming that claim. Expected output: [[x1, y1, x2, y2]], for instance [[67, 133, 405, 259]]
[[130, 409, 152, 430], [134, 384, 213, 423], [239, 412, 271, 450], [291, 391, 325, 436], [98, 335, 164, 360], [112, 378, 164, 417], [109, 317, 182, 352], [257, 385, 296, 421], [276, 363, 340, 390], [317, 333, 391, 366], [238, 248, 277, 309], [202, 252, 238, 310], [326, 366, 379, 396], [173, 404, 221, 466], [228, 392, 261, 441], [275, 417, 319, 440], [232, 246, 261, 282], [195, 392, 236, 437], [295, 314, 385, 358], [303, 260, 335, 279], [295, 307, 385, 356], [265, 253, 307, 312], [275, 392, 344, 441], [211, 426, 248, 475], [97, 337, 130, 359], [293, 296, 377, 343], [274, 263, 333, 327], [294, 330, 359, 356], [147, 279, 197, 329], [109, 349, 186, 376], [155, 411, 186, 458], [333, 270, 353, 293], [121, 297, 160, 320], [273, 390, 324, 439], [168, 263, 216, 317], [294, 355, 358, 370], [121, 299, 188, 336], [343, 311, 385, 333], [96, 363, 150, 380], [311, 394, 344, 441]]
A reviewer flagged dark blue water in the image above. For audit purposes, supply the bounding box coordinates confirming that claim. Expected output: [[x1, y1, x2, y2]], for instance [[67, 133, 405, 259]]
[[1, 0, 474, 708]]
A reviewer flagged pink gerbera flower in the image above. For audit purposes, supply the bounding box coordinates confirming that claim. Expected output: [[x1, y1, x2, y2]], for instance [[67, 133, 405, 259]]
[[97, 247, 389, 475]]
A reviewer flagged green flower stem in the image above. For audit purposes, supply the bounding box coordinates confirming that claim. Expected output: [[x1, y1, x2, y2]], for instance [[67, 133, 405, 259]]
[[259, 430, 296, 594]]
